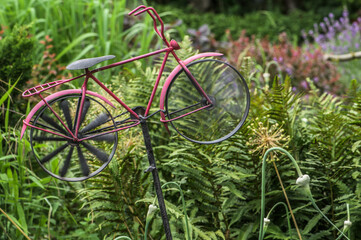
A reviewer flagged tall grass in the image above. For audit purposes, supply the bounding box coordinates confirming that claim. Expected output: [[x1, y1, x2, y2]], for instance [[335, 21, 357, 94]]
[[0, 0, 169, 83], [0, 81, 99, 239]]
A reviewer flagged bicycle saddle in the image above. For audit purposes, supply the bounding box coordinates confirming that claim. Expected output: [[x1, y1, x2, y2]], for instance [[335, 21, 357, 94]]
[[66, 55, 116, 70]]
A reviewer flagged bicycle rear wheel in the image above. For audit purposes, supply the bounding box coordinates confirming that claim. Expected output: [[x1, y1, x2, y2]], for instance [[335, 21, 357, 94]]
[[165, 59, 250, 144], [30, 94, 118, 181]]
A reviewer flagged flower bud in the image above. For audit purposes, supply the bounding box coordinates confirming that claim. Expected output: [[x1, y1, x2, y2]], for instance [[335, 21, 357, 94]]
[[344, 220, 352, 228], [296, 174, 310, 187], [263, 72, 270, 79], [147, 204, 157, 217], [263, 218, 271, 227]]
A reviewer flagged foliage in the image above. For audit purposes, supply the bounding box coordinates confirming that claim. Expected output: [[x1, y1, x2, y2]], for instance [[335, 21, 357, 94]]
[[31, 35, 73, 86], [304, 9, 361, 86], [0, 25, 34, 92], [156, 4, 324, 42], [153, 0, 353, 17], [223, 31, 341, 94], [0, 87, 95, 240], [0, 0, 164, 77], [2, 1, 361, 239]]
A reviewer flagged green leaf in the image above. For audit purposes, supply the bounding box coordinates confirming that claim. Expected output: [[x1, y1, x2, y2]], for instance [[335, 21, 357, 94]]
[[55, 32, 98, 60], [28, 176, 45, 190], [352, 140, 361, 152], [0, 77, 21, 106], [16, 204, 28, 234]]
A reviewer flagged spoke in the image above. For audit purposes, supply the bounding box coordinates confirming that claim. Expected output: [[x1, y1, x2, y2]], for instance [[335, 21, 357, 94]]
[[60, 99, 73, 130], [40, 114, 68, 135], [169, 102, 201, 116], [39, 144, 68, 164], [60, 146, 74, 177], [79, 99, 90, 127], [81, 142, 109, 163], [76, 145, 90, 176], [34, 121, 66, 134], [33, 136, 68, 141], [85, 121, 134, 135], [80, 113, 109, 134], [86, 133, 115, 142]]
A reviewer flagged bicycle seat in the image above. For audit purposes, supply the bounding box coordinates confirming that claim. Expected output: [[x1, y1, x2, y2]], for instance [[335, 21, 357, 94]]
[[66, 55, 116, 70]]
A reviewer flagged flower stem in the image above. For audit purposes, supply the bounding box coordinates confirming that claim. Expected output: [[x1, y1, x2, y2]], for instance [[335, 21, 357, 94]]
[[264, 202, 292, 239], [272, 161, 303, 240], [161, 182, 191, 240]]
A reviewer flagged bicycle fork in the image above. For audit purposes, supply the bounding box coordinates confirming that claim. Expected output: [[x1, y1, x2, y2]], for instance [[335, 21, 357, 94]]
[[172, 51, 213, 105]]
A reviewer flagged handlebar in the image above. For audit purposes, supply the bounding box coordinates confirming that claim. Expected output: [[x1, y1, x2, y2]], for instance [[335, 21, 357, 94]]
[[128, 5, 167, 43]]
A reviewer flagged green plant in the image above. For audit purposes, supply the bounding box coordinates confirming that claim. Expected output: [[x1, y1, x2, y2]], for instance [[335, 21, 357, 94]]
[[224, 31, 342, 94], [0, 25, 34, 93]]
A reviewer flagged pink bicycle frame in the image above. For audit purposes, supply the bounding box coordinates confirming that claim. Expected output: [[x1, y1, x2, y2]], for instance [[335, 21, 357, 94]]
[[21, 5, 217, 141]]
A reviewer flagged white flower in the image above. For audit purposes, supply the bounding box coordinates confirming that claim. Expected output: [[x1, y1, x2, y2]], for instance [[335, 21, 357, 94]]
[[147, 204, 157, 217], [263, 218, 271, 227], [263, 72, 270, 79], [296, 174, 310, 187], [344, 220, 352, 228]]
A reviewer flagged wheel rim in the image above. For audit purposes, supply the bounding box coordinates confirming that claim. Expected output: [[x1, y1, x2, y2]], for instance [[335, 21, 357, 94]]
[[165, 59, 250, 144], [30, 94, 118, 181]]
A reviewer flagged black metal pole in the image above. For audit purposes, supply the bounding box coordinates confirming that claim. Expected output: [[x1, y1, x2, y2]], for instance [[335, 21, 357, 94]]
[[140, 120, 173, 240]]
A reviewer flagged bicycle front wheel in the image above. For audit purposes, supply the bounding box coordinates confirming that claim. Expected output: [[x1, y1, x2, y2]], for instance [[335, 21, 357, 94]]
[[165, 59, 250, 144]]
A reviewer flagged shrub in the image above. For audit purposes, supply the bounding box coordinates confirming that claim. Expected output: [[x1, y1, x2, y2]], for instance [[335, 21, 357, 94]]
[[155, 4, 323, 43], [223, 31, 342, 93], [0, 25, 34, 92], [304, 9, 361, 85]]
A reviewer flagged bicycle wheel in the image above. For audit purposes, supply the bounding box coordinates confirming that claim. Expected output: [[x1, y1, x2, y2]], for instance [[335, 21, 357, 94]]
[[165, 59, 250, 144], [30, 94, 118, 181]]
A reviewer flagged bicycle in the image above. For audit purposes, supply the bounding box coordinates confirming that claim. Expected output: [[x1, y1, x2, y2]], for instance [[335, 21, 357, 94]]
[[20, 5, 250, 182]]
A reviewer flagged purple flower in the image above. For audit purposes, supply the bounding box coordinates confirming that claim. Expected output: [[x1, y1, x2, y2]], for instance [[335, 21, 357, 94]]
[[286, 67, 293, 75], [309, 30, 314, 35], [324, 17, 331, 27], [343, 10, 349, 18], [301, 80, 308, 89], [339, 17, 346, 26], [329, 13, 334, 19], [313, 77, 319, 83], [351, 22, 359, 37], [320, 22, 327, 32], [301, 30, 308, 42], [355, 42, 360, 49], [313, 23, 319, 33]]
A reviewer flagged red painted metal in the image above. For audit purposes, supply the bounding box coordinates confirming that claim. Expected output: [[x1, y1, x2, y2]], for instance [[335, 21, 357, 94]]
[[74, 75, 89, 137], [23, 121, 73, 140], [128, 5, 169, 45], [78, 120, 140, 142], [91, 47, 171, 73], [145, 51, 170, 116], [39, 94, 76, 139], [159, 52, 223, 122], [22, 5, 224, 141], [89, 75, 139, 119], [160, 104, 211, 123], [20, 89, 115, 139], [22, 74, 85, 97]]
